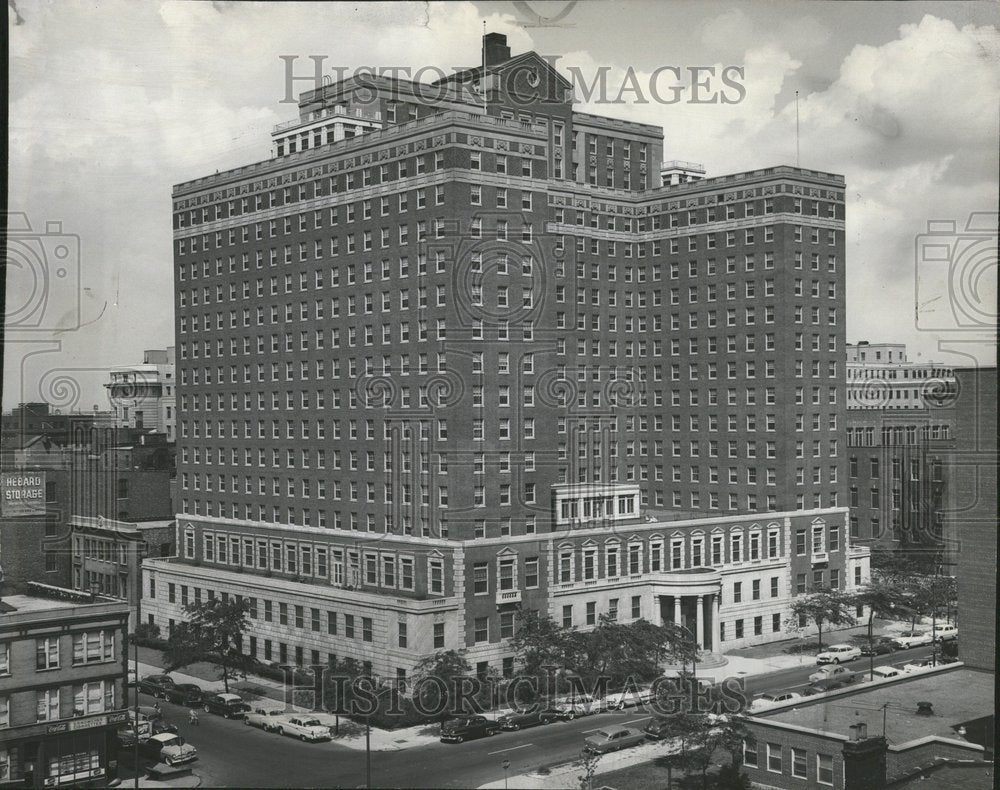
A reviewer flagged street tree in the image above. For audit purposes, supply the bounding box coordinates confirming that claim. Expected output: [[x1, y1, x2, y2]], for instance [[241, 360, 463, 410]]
[[655, 713, 754, 790], [786, 587, 856, 652], [412, 650, 474, 715], [163, 597, 253, 693], [851, 579, 911, 679]]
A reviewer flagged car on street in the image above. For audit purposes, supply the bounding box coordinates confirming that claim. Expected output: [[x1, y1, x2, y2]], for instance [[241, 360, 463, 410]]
[[583, 726, 647, 754], [439, 715, 500, 743], [551, 694, 598, 719], [859, 638, 897, 656], [891, 631, 933, 649], [931, 624, 958, 642], [138, 674, 176, 698], [869, 666, 902, 680], [809, 665, 857, 690], [643, 716, 689, 740], [202, 692, 251, 719], [749, 691, 803, 711], [127, 666, 138, 687], [164, 683, 203, 706], [815, 644, 862, 664], [597, 684, 656, 711], [275, 716, 331, 742], [141, 733, 197, 766], [497, 706, 562, 730], [245, 708, 288, 732]]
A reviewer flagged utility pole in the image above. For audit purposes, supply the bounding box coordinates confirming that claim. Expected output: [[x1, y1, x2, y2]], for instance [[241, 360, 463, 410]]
[[365, 716, 372, 788], [133, 635, 140, 790]]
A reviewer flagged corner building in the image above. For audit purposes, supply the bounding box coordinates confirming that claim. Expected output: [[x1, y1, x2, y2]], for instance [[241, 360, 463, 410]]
[[152, 34, 853, 680]]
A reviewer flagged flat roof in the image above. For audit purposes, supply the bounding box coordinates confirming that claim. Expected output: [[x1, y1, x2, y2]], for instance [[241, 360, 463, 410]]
[[2, 594, 83, 613], [760, 667, 993, 745]]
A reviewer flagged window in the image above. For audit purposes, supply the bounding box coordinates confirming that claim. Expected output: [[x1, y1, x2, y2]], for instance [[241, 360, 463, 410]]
[[817, 753, 834, 785], [562, 605, 573, 628], [474, 617, 489, 643], [586, 601, 596, 625], [791, 748, 807, 778], [72, 631, 114, 664], [767, 743, 782, 773], [433, 623, 445, 649], [0, 644, 8, 676], [36, 688, 60, 722], [743, 741, 758, 767], [36, 637, 60, 670], [73, 680, 114, 716], [473, 563, 489, 595]]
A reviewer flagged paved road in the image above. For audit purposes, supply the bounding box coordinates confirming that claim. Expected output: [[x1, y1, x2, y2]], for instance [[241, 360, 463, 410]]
[[136, 644, 937, 788]]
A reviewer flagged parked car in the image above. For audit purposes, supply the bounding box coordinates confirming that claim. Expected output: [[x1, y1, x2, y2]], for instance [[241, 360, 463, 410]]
[[164, 683, 203, 706], [902, 659, 936, 673], [809, 665, 857, 690], [202, 693, 250, 719], [275, 716, 330, 742], [551, 694, 598, 719], [136, 705, 164, 722], [583, 726, 647, 754], [245, 708, 288, 732], [597, 685, 656, 711], [439, 715, 499, 743], [643, 716, 687, 740], [859, 638, 897, 656], [815, 644, 862, 664], [138, 674, 176, 698], [141, 733, 197, 766], [891, 631, 933, 649], [127, 666, 138, 687], [869, 666, 901, 680], [749, 691, 803, 711], [497, 706, 561, 730], [931, 624, 958, 642]]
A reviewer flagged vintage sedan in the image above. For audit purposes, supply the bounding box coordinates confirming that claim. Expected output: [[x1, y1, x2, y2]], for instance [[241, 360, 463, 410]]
[[583, 726, 647, 754], [859, 638, 897, 656], [749, 691, 803, 711], [202, 693, 251, 719], [164, 683, 203, 706], [551, 694, 598, 720], [275, 716, 331, 742], [597, 685, 656, 711], [245, 707, 288, 732], [440, 715, 499, 743], [815, 644, 862, 664], [142, 733, 197, 766], [137, 674, 176, 698], [891, 631, 933, 649], [931, 624, 958, 642], [808, 665, 857, 690], [497, 706, 562, 730]]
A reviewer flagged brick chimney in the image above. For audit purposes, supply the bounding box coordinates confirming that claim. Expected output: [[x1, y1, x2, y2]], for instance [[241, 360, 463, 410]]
[[842, 733, 888, 790], [483, 33, 511, 67]]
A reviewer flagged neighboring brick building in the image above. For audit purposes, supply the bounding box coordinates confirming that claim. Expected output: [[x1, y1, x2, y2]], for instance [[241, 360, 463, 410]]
[[845, 343, 958, 565], [161, 32, 851, 677], [743, 665, 993, 789], [950, 366, 997, 672], [0, 590, 130, 788], [68, 517, 175, 625]]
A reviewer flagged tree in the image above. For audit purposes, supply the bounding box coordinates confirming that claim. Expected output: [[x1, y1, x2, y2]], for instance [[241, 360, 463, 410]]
[[656, 713, 753, 790], [786, 587, 856, 652], [851, 579, 911, 679], [323, 656, 365, 733], [163, 597, 253, 693], [509, 609, 572, 678], [577, 749, 602, 790], [412, 650, 473, 716]]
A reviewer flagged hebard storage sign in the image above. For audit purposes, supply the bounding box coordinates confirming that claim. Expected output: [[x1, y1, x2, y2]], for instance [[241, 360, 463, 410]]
[[1, 472, 46, 517]]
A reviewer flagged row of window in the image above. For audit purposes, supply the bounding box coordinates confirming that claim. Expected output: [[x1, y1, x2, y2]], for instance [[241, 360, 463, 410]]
[[173, 532, 446, 594], [745, 742, 835, 785], [0, 680, 117, 728], [0, 632, 116, 676]]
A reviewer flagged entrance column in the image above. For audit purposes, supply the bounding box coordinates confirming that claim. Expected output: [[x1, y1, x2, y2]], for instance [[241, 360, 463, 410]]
[[673, 595, 682, 626], [713, 593, 722, 653], [696, 594, 705, 650]]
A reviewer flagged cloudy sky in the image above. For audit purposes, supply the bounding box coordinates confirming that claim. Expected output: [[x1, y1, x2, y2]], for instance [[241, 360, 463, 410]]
[[5, 0, 998, 411]]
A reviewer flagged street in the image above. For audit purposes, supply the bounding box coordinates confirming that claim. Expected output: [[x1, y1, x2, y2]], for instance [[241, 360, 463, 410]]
[[134, 644, 935, 788]]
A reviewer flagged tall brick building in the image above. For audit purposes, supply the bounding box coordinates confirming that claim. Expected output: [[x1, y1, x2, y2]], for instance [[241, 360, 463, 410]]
[[149, 34, 855, 678]]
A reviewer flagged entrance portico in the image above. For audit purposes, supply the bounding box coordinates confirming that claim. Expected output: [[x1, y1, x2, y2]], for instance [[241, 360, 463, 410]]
[[653, 567, 722, 652]]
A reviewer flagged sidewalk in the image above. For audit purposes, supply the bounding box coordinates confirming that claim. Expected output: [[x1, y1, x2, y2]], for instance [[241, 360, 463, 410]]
[[478, 739, 683, 789]]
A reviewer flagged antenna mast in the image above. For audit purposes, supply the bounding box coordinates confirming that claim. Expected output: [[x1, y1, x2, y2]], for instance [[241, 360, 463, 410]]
[[795, 90, 801, 167]]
